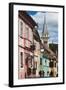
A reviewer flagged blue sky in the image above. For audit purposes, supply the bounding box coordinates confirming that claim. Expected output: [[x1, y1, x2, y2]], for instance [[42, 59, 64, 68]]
[[27, 11, 58, 44]]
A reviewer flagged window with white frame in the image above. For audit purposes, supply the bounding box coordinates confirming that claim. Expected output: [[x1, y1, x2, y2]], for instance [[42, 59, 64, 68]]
[[20, 21, 23, 37], [26, 27, 29, 39]]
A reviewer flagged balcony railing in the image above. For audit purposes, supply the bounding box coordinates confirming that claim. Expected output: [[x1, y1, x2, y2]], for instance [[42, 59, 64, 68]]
[[30, 44, 36, 51], [19, 35, 36, 51]]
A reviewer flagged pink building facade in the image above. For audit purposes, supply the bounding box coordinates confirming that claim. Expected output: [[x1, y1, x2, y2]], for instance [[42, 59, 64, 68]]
[[18, 11, 41, 79]]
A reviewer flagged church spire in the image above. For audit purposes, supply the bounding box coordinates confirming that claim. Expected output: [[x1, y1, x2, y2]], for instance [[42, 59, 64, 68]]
[[42, 12, 46, 36], [42, 12, 48, 37], [41, 12, 49, 47]]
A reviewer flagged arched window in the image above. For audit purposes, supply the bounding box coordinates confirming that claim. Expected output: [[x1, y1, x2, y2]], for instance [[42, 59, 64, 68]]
[[49, 61, 54, 67], [50, 71, 53, 77], [39, 70, 44, 77], [47, 71, 49, 76]]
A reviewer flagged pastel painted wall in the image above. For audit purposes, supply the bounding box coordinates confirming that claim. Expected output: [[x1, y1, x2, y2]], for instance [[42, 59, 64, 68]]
[[18, 17, 34, 79], [49, 61, 58, 77], [39, 54, 49, 77], [34, 40, 40, 77], [18, 18, 33, 48]]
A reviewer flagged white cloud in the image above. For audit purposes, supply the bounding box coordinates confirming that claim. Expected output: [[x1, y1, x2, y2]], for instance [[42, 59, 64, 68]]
[[30, 12, 58, 44], [46, 12, 58, 24], [31, 12, 58, 25]]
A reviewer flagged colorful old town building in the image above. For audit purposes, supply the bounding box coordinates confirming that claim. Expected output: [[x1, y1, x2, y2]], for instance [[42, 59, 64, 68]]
[[39, 53, 49, 77], [33, 28, 41, 77], [18, 11, 58, 79], [39, 13, 49, 77], [18, 11, 41, 79], [40, 13, 58, 77]]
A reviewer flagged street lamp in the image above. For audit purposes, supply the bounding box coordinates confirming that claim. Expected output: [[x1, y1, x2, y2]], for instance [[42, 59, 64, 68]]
[[34, 25, 38, 30], [41, 48, 44, 53]]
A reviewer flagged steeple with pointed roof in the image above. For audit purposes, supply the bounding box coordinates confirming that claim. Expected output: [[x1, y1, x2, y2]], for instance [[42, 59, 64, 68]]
[[41, 12, 49, 47]]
